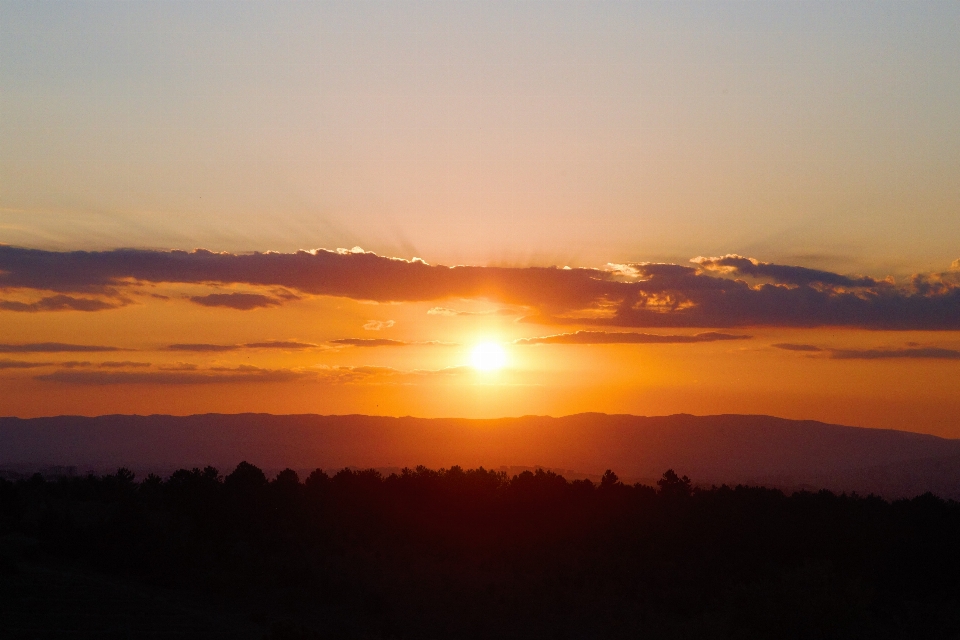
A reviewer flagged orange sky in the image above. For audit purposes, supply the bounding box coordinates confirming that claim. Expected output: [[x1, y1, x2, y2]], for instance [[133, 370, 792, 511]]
[[1, 248, 959, 436], [2, 2, 960, 435]]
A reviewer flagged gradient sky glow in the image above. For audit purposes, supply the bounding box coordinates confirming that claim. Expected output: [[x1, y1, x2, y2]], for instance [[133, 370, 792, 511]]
[[1, 1, 959, 434]]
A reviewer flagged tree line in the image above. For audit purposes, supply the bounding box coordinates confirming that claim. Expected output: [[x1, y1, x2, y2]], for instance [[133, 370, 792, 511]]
[[2, 463, 960, 639]]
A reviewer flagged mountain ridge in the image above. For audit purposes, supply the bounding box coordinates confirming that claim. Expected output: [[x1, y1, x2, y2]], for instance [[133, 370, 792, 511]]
[[2, 412, 959, 498]]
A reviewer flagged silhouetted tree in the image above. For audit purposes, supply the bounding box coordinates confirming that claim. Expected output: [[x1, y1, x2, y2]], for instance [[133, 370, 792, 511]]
[[600, 469, 620, 489], [224, 461, 268, 494], [657, 468, 692, 498]]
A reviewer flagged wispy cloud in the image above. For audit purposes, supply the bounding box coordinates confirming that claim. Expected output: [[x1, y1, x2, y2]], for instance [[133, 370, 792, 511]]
[[363, 320, 395, 331], [329, 338, 456, 348], [242, 341, 318, 350], [158, 362, 199, 371], [0, 343, 123, 353], [165, 340, 318, 352], [771, 343, 824, 352], [331, 338, 408, 347], [515, 331, 751, 345], [772, 343, 960, 359], [165, 343, 238, 353], [99, 361, 151, 368], [37, 363, 472, 385], [37, 365, 305, 385], [427, 307, 517, 317], [0, 295, 123, 312], [0, 359, 51, 369], [311, 364, 472, 383], [829, 347, 960, 360]]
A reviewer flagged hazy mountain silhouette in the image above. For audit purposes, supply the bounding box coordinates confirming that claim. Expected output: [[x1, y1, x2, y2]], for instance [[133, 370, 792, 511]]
[[2, 413, 960, 498]]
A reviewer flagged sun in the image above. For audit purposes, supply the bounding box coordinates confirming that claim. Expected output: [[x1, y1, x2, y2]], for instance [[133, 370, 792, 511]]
[[471, 342, 507, 371]]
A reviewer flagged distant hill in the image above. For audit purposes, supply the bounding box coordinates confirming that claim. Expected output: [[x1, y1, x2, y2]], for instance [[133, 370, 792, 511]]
[[2, 413, 960, 498]]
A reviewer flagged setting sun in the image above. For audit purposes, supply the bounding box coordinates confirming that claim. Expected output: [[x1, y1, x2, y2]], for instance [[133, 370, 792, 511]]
[[471, 342, 507, 371]]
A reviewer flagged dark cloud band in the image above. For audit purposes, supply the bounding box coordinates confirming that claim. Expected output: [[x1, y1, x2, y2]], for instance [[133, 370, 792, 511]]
[[189, 292, 283, 310], [0, 295, 122, 312], [165, 341, 317, 352], [36, 367, 304, 385], [3, 246, 960, 330], [0, 359, 51, 369], [0, 343, 122, 353], [331, 338, 409, 347], [771, 343, 824, 352], [515, 331, 751, 345], [35, 363, 471, 385], [829, 347, 960, 360], [773, 343, 960, 359]]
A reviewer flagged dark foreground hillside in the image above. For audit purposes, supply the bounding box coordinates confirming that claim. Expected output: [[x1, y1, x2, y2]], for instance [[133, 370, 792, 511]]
[[3, 465, 960, 640]]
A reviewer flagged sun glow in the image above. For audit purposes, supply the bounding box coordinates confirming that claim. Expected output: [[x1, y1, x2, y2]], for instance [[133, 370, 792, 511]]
[[471, 342, 507, 371]]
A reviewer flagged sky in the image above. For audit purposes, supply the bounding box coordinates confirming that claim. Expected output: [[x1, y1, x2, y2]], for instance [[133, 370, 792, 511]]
[[1, 1, 959, 435]]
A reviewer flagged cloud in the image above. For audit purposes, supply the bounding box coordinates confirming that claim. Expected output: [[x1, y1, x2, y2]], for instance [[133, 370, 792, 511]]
[[363, 319, 395, 331], [428, 307, 468, 316], [692, 254, 885, 288], [329, 338, 455, 348], [771, 343, 824, 352], [0, 295, 122, 312], [514, 331, 751, 345], [164, 340, 318, 352], [772, 343, 960, 359], [312, 364, 472, 383], [0, 246, 631, 310], [828, 347, 960, 360], [331, 338, 408, 347], [166, 343, 238, 353], [427, 307, 517, 317], [242, 341, 318, 350], [37, 363, 472, 386], [0, 343, 123, 353], [189, 292, 283, 310], [5, 246, 960, 329], [0, 359, 51, 369], [99, 361, 151, 368], [159, 362, 199, 371], [37, 365, 306, 385]]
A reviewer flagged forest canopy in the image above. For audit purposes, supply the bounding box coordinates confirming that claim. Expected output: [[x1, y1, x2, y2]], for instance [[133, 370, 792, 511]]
[[2, 463, 960, 639]]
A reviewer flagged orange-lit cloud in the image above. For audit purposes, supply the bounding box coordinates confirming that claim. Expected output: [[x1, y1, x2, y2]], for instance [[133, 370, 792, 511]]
[[427, 307, 517, 317], [693, 254, 887, 288]]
